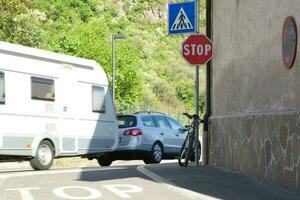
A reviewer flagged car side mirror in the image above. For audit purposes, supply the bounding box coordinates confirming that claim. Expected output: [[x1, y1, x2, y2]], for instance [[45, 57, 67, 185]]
[[185, 125, 191, 129], [178, 127, 189, 133]]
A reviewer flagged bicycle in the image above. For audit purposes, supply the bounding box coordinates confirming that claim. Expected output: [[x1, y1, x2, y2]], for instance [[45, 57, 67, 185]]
[[178, 113, 203, 167]]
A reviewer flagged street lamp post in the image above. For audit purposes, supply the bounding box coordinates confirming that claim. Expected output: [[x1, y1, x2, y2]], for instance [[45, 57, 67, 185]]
[[112, 33, 126, 103]]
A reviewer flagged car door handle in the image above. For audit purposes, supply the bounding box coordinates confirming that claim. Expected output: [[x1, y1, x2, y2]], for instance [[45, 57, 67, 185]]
[[160, 133, 164, 136], [175, 134, 179, 137]]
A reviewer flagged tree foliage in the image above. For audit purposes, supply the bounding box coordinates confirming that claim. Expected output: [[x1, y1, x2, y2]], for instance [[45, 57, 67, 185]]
[[0, 0, 206, 114], [0, 0, 43, 47]]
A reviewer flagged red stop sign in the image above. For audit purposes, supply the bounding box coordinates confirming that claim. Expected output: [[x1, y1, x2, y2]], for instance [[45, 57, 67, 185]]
[[182, 34, 213, 65]]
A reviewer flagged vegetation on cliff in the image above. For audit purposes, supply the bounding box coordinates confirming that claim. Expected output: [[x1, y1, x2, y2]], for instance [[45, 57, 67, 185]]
[[0, 0, 206, 116]]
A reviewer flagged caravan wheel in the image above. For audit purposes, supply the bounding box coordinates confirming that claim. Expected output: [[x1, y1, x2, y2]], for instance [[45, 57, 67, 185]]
[[30, 140, 54, 170]]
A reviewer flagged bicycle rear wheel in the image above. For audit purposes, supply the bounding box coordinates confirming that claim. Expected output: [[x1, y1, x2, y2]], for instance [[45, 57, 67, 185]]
[[190, 141, 201, 162]]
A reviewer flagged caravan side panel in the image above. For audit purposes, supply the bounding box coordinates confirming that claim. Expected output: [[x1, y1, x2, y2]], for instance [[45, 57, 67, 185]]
[[0, 42, 118, 160]]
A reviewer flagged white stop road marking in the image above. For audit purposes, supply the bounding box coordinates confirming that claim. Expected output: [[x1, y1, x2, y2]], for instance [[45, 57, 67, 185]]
[[103, 184, 143, 199], [53, 186, 102, 200], [5, 184, 143, 200]]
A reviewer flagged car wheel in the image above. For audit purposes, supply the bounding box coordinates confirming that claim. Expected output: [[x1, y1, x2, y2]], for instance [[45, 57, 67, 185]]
[[148, 142, 163, 164], [143, 158, 152, 164], [97, 158, 113, 167], [30, 140, 54, 170]]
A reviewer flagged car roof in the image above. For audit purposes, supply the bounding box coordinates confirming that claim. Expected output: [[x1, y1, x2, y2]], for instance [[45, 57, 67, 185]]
[[117, 112, 173, 119], [118, 111, 166, 115], [134, 111, 166, 116]]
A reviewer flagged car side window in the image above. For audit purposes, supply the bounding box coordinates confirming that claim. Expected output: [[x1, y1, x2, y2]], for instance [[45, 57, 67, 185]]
[[141, 116, 156, 127], [154, 116, 171, 129], [0, 72, 5, 104], [167, 117, 183, 130]]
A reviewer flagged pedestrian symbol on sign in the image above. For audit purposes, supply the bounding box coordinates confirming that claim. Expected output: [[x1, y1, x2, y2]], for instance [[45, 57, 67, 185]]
[[168, 1, 197, 35], [171, 8, 193, 31]]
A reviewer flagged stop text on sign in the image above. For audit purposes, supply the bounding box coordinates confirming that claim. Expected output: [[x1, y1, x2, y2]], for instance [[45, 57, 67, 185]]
[[182, 34, 213, 65], [183, 44, 212, 56]]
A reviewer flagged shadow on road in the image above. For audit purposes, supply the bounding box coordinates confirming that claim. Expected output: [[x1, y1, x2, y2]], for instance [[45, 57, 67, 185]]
[[77, 164, 152, 183], [140, 163, 300, 200]]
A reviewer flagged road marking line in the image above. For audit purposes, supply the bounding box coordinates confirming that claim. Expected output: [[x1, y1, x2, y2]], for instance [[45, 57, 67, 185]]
[[137, 166, 175, 185], [0, 175, 11, 179], [137, 166, 221, 200], [0, 167, 126, 178], [0, 175, 11, 188]]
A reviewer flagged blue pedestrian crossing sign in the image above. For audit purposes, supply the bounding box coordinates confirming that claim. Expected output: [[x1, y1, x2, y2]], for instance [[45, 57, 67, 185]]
[[168, 1, 198, 35]]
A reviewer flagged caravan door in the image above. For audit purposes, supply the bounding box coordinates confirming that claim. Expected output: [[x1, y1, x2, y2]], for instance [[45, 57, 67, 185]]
[[58, 66, 78, 154]]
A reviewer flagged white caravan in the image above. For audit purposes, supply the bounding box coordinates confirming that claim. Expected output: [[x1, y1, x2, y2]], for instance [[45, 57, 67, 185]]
[[0, 42, 118, 170]]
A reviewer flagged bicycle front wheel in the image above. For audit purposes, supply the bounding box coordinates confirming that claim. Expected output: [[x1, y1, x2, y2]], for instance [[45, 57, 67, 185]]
[[183, 133, 194, 167], [178, 139, 187, 167]]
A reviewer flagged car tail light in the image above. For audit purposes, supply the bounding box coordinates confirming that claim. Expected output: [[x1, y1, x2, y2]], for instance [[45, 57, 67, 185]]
[[123, 128, 143, 136]]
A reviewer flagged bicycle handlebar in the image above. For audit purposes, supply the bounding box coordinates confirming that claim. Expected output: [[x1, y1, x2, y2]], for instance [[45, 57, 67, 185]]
[[182, 113, 204, 123], [182, 112, 193, 119]]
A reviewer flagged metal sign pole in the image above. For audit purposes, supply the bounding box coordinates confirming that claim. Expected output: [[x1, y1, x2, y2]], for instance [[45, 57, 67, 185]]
[[112, 35, 116, 103], [195, 65, 200, 166], [194, 0, 200, 166]]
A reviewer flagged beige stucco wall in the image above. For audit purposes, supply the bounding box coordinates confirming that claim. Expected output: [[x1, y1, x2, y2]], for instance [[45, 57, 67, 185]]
[[210, 0, 300, 192]]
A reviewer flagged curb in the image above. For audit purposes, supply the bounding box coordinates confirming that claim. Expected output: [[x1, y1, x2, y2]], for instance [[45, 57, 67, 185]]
[[137, 165, 221, 200]]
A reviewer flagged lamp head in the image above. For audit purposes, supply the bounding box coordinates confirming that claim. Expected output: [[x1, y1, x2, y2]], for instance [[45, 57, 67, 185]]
[[113, 34, 126, 39]]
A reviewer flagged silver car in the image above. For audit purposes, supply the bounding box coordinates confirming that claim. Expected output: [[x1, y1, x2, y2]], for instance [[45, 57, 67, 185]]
[[96, 112, 187, 166]]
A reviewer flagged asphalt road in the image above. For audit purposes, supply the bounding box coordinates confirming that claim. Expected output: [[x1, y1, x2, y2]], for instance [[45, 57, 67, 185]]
[[2, 160, 298, 200], [0, 161, 189, 200]]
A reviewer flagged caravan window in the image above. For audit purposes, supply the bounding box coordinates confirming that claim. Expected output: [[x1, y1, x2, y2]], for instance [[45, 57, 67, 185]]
[[0, 72, 5, 104], [92, 86, 105, 113], [31, 77, 55, 101]]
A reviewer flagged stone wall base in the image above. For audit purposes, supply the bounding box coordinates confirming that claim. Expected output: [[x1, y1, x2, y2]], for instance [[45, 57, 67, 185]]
[[209, 112, 300, 192]]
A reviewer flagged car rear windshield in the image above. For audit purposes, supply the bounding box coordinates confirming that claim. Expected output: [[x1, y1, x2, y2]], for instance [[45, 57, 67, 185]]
[[117, 115, 137, 128]]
